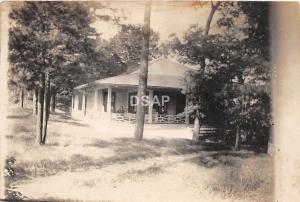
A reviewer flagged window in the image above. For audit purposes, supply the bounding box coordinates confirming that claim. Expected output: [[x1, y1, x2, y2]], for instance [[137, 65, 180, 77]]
[[128, 92, 137, 113], [78, 94, 83, 110], [103, 92, 116, 112]]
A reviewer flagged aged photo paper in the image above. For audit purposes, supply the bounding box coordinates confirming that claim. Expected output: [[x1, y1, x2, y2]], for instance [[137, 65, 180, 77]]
[[0, 1, 300, 201]]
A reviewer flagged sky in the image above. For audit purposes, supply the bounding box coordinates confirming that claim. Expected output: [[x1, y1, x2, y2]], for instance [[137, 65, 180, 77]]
[[92, 2, 221, 42]]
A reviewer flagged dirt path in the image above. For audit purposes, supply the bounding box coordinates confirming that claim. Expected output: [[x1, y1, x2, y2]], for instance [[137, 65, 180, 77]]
[[6, 108, 272, 202], [16, 153, 238, 202]]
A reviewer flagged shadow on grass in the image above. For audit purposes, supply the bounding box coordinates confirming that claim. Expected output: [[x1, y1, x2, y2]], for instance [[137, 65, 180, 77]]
[[115, 165, 165, 183], [7, 108, 33, 119], [6, 108, 272, 202], [83, 139, 112, 148], [185, 150, 257, 168], [7, 111, 35, 138], [51, 118, 89, 127], [6, 138, 192, 184], [6, 116, 36, 145], [6, 136, 272, 202], [204, 154, 274, 202], [46, 112, 89, 127], [6, 134, 35, 145], [7, 114, 32, 119], [84, 137, 230, 156], [8, 108, 88, 128]]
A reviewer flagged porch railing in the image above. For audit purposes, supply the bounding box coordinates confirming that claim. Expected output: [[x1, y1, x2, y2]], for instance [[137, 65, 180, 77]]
[[112, 113, 185, 124], [79, 110, 186, 124]]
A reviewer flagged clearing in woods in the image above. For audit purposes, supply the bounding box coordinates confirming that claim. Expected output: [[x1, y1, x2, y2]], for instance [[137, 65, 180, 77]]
[[5, 107, 273, 202]]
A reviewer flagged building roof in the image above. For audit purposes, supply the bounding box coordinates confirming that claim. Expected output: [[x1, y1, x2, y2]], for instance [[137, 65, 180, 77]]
[[75, 58, 192, 90]]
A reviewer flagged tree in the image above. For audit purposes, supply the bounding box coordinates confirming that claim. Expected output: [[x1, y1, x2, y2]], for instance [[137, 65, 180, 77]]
[[169, 2, 271, 150], [8, 2, 121, 144], [98, 24, 160, 73], [219, 2, 271, 150], [170, 1, 222, 134], [36, 74, 45, 144], [134, 2, 151, 140]]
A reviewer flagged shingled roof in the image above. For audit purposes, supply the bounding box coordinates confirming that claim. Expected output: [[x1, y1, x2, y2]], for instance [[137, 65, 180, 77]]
[[75, 58, 192, 90]]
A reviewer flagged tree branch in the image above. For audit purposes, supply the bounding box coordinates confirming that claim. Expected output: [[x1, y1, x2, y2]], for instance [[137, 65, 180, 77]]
[[204, 1, 221, 35]]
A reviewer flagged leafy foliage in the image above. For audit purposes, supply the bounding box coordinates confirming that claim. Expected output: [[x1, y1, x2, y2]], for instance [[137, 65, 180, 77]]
[[98, 24, 161, 72], [170, 2, 271, 145], [8, 2, 125, 96]]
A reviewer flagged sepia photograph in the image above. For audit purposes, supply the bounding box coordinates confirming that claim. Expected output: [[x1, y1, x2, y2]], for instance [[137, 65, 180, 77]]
[[0, 1, 300, 201]]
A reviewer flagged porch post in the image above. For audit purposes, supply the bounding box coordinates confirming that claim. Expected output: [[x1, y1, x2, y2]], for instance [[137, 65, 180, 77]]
[[71, 95, 74, 112], [148, 89, 153, 123], [185, 94, 189, 125], [99, 90, 103, 112], [75, 95, 78, 111], [107, 87, 112, 120], [76, 95, 79, 111], [94, 89, 99, 118], [82, 93, 86, 117]]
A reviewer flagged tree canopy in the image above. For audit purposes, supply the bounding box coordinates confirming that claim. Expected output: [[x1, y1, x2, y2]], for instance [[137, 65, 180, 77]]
[[8, 1, 125, 96], [98, 24, 161, 73], [170, 2, 271, 146]]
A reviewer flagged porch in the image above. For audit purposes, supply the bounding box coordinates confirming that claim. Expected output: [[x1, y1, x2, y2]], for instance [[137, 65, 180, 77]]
[[71, 58, 193, 124], [71, 86, 189, 124]]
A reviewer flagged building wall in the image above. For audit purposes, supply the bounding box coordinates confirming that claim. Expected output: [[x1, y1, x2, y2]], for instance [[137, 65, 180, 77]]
[[85, 91, 94, 118], [72, 93, 85, 119]]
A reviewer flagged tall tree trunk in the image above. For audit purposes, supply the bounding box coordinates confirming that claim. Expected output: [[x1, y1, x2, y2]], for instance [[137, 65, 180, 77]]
[[134, 2, 151, 140], [192, 117, 200, 142], [199, 1, 221, 71], [50, 88, 56, 113], [204, 1, 221, 35], [33, 88, 38, 115], [267, 125, 273, 155], [41, 73, 51, 144], [234, 125, 240, 151], [20, 88, 24, 108], [37, 74, 45, 144], [196, 2, 221, 119]]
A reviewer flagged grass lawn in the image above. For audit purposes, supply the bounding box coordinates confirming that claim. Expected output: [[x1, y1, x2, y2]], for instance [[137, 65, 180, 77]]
[[4, 107, 274, 202]]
